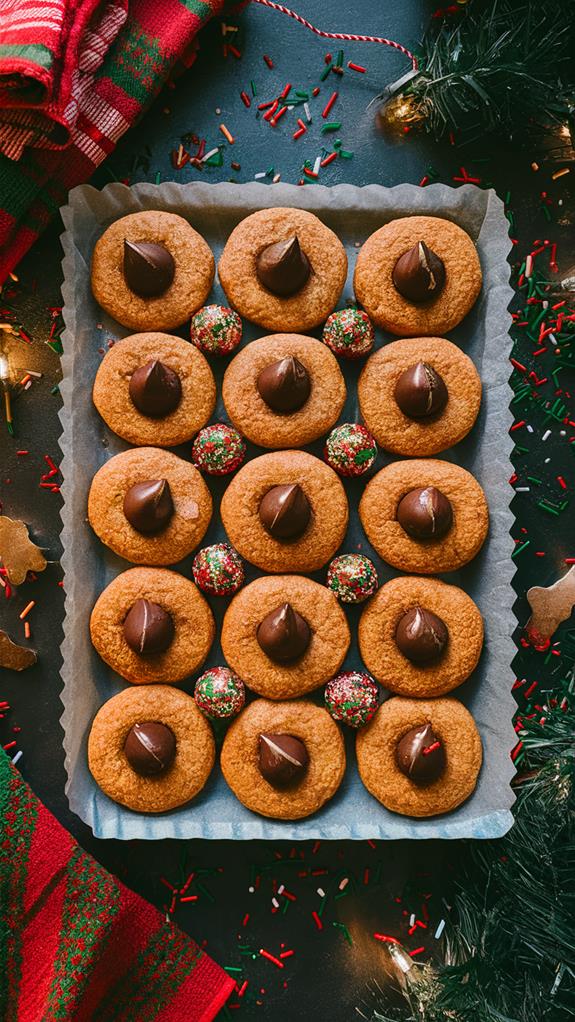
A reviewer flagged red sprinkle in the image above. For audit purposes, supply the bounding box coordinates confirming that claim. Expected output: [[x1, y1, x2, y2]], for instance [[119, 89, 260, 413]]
[[240, 91, 251, 108], [322, 91, 338, 119], [373, 933, 399, 944], [260, 948, 284, 968], [263, 54, 274, 68], [320, 151, 337, 167], [347, 61, 366, 73], [311, 910, 323, 930]]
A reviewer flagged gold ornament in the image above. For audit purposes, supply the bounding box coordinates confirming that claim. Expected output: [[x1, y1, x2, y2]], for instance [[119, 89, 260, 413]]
[[375, 92, 425, 138]]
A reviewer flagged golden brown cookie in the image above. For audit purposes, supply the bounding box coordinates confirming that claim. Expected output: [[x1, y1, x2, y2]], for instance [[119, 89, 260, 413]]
[[220, 450, 348, 573], [88, 685, 215, 813], [91, 211, 214, 331], [358, 576, 483, 697], [88, 447, 212, 565], [93, 332, 216, 447], [359, 459, 488, 574], [358, 337, 482, 457], [220, 698, 346, 819], [356, 696, 482, 817], [222, 334, 346, 449], [90, 567, 215, 685], [221, 575, 350, 699], [354, 216, 482, 336], [218, 207, 347, 332]]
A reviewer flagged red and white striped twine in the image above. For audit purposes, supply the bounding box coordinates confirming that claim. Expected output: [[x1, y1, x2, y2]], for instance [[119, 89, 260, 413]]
[[252, 0, 418, 70]]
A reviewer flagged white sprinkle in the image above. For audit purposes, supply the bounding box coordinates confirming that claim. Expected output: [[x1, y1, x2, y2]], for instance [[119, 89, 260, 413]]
[[25, 369, 43, 378], [272, 173, 281, 183], [304, 102, 312, 123], [317, 887, 325, 899], [434, 918, 446, 939], [215, 107, 221, 115], [526, 424, 534, 433], [254, 171, 267, 179], [272, 897, 280, 909], [11, 750, 23, 766], [277, 884, 285, 895], [409, 913, 416, 927], [249, 886, 255, 894], [542, 429, 552, 441], [24, 380, 32, 390], [338, 877, 349, 891], [545, 457, 551, 463], [313, 155, 321, 176], [560, 430, 567, 436], [542, 300, 549, 310], [515, 486, 530, 492], [547, 332, 558, 346], [525, 254, 534, 278], [201, 147, 220, 163]]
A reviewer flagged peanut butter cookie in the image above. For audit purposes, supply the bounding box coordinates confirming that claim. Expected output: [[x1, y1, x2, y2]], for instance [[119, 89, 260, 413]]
[[220, 698, 346, 819], [222, 334, 346, 449], [358, 337, 481, 456], [90, 567, 215, 685], [359, 459, 488, 573], [218, 207, 347, 332], [358, 576, 483, 697], [220, 450, 348, 573], [354, 216, 482, 336], [88, 685, 215, 813], [356, 696, 482, 817], [221, 575, 350, 699]]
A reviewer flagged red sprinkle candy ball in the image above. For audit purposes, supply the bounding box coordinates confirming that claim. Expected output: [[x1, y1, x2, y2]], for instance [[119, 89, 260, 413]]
[[194, 666, 245, 719], [190, 304, 242, 355], [322, 308, 374, 359], [324, 423, 377, 477], [326, 553, 379, 603], [325, 671, 379, 729], [192, 423, 246, 475], [192, 543, 245, 596]]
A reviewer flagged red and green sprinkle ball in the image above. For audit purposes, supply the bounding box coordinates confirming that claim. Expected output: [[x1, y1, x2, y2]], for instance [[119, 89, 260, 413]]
[[327, 553, 378, 603], [322, 308, 374, 359], [325, 671, 379, 729], [192, 423, 246, 475], [324, 423, 377, 477], [194, 666, 245, 719], [192, 543, 244, 596], [190, 304, 242, 355]]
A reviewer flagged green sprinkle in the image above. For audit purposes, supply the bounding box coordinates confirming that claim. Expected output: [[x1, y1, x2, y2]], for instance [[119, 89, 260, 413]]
[[224, 966, 242, 973], [295, 90, 309, 99], [527, 476, 543, 485], [338, 149, 354, 158], [47, 339, 63, 355], [318, 895, 328, 918], [205, 150, 223, 167], [321, 122, 341, 133], [335, 49, 344, 67], [333, 138, 342, 148], [320, 64, 333, 81], [196, 881, 215, 903], [50, 384, 60, 395], [332, 921, 353, 946], [541, 204, 552, 221], [251, 80, 256, 95], [538, 501, 560, 516], [155, 171, 161, 184], [512, 540, 530, 558]]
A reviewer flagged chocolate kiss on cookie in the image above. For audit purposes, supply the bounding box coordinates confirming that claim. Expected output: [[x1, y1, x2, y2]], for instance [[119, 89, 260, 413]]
[[129, 360, 182, 417], [259, 483, 311, 540], [395, 606, 448, 664], [394, 362, 448, 419], [256, 236, 311, 297], [257, 356, 311, 413], [392, 241, 446, 303], [397, 486, 453, 540], [124, 721, 176, 776], [257, 602, 311, 662], [123, 240, 175, 298], [395, 722, 446, 784], [123, 598, 175, 655], [123, 479, 174, 534], [259, 732, 309, 786]]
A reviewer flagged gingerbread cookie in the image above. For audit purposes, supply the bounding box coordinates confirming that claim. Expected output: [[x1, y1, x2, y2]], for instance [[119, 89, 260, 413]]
[[93, 332, 216, 447], [359, 459, 488, 574], [354, 216, 482, 336], [90, 567, 215, 685], [221, 575, 350, 699], [358, 337, 482, 457], [88, 685, 215, 813], [88, 447, 212, 565], [91, 211, 214, 331], [222, 334, 346, 449], [358, 576, 483, 697], [218, 207, 347, 332], [220, 698, 346, 819], [220, 450, 348, 573], [356, 696, 482, 817]]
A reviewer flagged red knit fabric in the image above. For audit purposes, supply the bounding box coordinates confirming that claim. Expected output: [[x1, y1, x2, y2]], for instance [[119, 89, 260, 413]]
[[0, 751, 235, 1022]]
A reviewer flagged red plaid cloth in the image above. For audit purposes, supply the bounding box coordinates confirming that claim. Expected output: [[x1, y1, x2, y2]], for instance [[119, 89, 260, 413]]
[[0, 750, 235, 1021], [0, 0, 240, 283]]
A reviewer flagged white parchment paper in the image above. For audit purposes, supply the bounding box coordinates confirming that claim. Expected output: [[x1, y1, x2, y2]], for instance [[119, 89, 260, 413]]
[[59, 181, 517, 840]]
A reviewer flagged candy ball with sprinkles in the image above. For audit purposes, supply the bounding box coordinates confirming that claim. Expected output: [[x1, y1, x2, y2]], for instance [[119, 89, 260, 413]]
[[190, 304, 242, 356], [324, 423, 377, 477], [194, 666, 245, 720], [192, 423, 246, 476], [327, 553, 379, 604], [192, 543, 245, 597], [322, 308, 375, 359], [325, 671, 379, 729]]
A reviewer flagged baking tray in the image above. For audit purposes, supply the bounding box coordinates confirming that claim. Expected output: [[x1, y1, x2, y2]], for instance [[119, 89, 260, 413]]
[[59, 181, 517, 840]]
